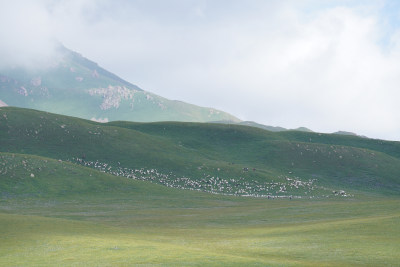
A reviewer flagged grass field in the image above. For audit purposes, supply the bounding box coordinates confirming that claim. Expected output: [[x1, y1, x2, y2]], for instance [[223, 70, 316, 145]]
[[1, 153, 399, 266], [1, 107, 400, 265], [1, 193, 399, 266]]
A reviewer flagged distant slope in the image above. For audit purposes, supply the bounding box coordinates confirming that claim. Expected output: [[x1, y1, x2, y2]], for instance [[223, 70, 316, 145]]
[[238, 121, 288, 132], [0, 45, 239, 123], [1, 107, 400, 197], [334, 131, 357, 136], [294, 127, 313, 132], [213, 120, 313, 132], [215, 121, 367, 137], [333, 130, 368, 138]]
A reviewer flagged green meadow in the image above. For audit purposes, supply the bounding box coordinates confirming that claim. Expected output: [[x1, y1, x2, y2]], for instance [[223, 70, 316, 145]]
[[1, 183, 399, 266], [1, 107, 400, 265], [1, 154, 399, 266]]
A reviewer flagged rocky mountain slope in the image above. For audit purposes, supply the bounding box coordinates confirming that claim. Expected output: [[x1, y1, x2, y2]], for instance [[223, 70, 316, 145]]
[[0, 45, 239, 123]]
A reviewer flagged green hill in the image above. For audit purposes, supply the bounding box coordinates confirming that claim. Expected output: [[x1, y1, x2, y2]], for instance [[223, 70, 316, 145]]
[[238, 121, 287, 132], [212, 120, 313, 132], [0, 45, 239, 123], [1, 106, 399, 198], [0, 152, 179, 199], [1, 107, 400, 266]]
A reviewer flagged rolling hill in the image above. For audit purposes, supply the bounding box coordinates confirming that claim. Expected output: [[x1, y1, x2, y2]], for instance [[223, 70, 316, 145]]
[[1, 106, 399, 198], [0, 45, 239, 123], [1, 106, 400, 266]]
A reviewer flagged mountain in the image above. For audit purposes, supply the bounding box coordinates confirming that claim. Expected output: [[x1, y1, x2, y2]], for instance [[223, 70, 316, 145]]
[[294, 126, 313, 132], [334, 131, 357, 136], [238, 121, 288, 132], [213, 120, 313, 132], [333, 130, 368, 138], [0, 45, 239, 123], [1, 107, 399, 198], [217, 121, 370, 138]]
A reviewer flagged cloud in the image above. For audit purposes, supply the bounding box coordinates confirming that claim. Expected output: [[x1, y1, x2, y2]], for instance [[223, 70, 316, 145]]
[[0, 0, 399, 140], [95, 1, 398, 140], [0, 0, 104, 68], [0, 1, 57, 69]]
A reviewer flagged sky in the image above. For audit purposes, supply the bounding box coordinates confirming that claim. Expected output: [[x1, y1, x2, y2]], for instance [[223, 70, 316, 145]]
[[1, 0, 400, 141]]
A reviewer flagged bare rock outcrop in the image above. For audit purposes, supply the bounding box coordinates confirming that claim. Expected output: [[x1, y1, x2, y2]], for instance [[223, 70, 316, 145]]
[[0, 100, 8, 107]]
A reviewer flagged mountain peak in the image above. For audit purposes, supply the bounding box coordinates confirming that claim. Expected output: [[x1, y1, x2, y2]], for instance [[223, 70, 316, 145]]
[[56, 45, 142, 90], [0, 45, 240, 123]]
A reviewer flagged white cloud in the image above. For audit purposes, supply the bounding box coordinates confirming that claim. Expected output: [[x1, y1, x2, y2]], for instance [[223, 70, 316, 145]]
[[0, 0, 57, 69], [107, 2, 399, 140], [0, 0, 399, 140]]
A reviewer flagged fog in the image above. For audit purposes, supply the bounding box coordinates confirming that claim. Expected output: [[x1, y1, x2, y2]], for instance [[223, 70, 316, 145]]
[[1, 0, 400, 140]]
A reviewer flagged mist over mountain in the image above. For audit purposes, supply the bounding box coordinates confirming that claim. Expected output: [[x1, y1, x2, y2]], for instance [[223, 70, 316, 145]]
[[0, 44, 239, 123]]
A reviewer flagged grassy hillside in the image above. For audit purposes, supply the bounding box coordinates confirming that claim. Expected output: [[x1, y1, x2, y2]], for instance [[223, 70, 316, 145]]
[[0, 152, 180, 199], [1, 152, 399, 266], [1, 107, 400, 265], [0, 45, 239, 123], [215, 120, 313, 132], [1, 107, 400, 198]]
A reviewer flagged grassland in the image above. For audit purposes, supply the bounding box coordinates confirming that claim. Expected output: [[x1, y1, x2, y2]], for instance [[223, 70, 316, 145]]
[[1, 107, 400, 265], [1, 157, 399, 266], [1, 153, 399, 266]]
